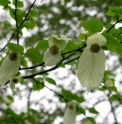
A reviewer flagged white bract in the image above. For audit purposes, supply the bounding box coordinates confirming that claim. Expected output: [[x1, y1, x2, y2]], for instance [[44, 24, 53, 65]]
[[0, 52, 20, 85], [77, 34, 106, 90], [44, 35, 69, 66], [63, 101, 77, 124]]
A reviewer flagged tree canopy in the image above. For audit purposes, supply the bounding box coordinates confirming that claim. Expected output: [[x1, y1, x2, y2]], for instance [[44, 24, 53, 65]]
[[0, 0, 122, 124]]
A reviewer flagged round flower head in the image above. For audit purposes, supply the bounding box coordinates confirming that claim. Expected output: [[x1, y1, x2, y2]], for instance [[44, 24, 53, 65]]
[[44, 35, 69, 66], [0, 52, 20, 85], [77, 34, 106, 90], [63, 101, 77, 124]]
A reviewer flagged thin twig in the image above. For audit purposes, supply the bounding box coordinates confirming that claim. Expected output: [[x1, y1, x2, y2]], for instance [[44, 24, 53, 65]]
[[14, 0, 19, 44], [23, 53, 76, 79], [0, 0, 37, 52], [20, 62, 44, 70], [32, 78, 68, 101], [106, 18, 122, 33], [108, 91, 118, 124]]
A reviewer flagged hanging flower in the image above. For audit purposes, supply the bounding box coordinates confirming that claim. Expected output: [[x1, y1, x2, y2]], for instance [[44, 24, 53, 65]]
[[77, 34, 107, 90], [0, 52, 20, 85], [44, 35, 69, 66], [10, 75, 21, 91], [63, 101, 77, 124]]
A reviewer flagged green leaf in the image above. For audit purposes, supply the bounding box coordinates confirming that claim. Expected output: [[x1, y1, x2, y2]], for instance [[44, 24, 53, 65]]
[[36, 40, 48, 50], [7, 42, 24, 53], [88, 107, 99, 114], [63, 40, 80, 52], [0, 0, 10, 6], [24, 18, 36, 29], [87, 117, 96, 124], [25, 48, 43, 63], [62, 89, 85, 103], [20, 77, 24, 84], [78, 33, 87, 40], [102, 33, 120, 52], [45, 77, 56, 85], [20, 56, 27, 67], [82, 19, 103, 32], [106, 6, 121, 16], [115, 45, 122, 56], [7, 95, 14, 102], [12, 0, 24, 8], [77, 107, 85, 115], [4, 6, 15, 19], [33, 81, 44, 91], [109, 86, 117, 92], [30, 10, 38, 17], [109, 93, 122, 101]]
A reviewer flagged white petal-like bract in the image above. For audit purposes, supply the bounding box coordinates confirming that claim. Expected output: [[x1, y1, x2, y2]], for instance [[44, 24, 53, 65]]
[[0, 53, 20, 85], [44, 49, 62, 66], [77, 34, 106, 90], [48, 35, 69, 51], [77, 47, 106, 89], [87, 34, 106, 47], [63, 101, 76, 124]]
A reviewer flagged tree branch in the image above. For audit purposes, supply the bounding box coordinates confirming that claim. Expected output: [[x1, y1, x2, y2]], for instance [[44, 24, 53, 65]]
[[108, 91, 118, 124], [0, 0, 37, 52], [23, 53, 76, 79], [106, 18, 122, 33], [14, 0, 19, 44]]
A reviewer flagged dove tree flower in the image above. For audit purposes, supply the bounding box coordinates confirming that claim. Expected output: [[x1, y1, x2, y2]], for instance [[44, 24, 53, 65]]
[[63, 101, 77, 124], [44, 35, 69, 66], [0, 52, 20, 85], [10, 75, 21, 91], [77, 34, 107, 90]]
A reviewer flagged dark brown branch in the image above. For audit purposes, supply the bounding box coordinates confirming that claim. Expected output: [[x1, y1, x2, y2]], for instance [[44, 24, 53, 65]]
[[23, 53, 76, 79], [108, 91, 118, 124], [15, 0, 19, 44], [106, 18, 122, 33], [20, 62, 44, 70], [20, 47, 83, 70]]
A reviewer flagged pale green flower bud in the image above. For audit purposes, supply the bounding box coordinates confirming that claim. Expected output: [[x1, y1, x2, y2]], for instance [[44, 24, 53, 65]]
[[105, 79, 114, 87]]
